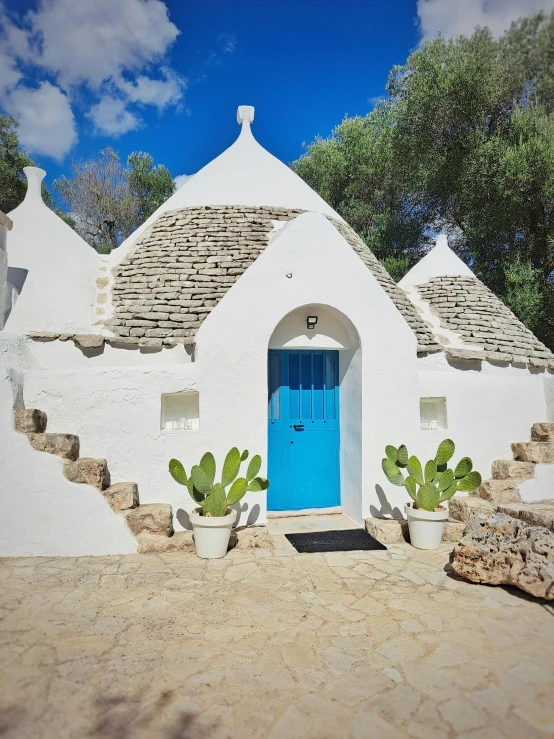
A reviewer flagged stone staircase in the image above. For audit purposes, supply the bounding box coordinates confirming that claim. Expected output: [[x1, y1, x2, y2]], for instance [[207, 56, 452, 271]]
[[449, 422, 554, 524], [14, 408, 194, 553]]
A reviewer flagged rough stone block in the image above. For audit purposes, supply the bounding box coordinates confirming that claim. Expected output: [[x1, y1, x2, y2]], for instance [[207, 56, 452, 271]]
[[27, 433, 79, 460], [448, 496, 494, 523], [137, 530, 194, 553], [103, 482, 138, 511], [496, 501, 554, 532], [126, 504, 173, 536], [14, 409, 47, 434], [229, 526, 274, 550], [442, 520, 465, 542], [475, 479, 522, 504], [73, 334, 105, 349], [512, 442, 554, 464], [531, 423, 554, 443], [365, 517, 409, 544], [450, 512, 554, 600], [63, 458, 109, 490], [491, 460, 535, 481]]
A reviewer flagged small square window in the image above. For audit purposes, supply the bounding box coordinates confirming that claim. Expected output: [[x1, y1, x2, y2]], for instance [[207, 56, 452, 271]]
[[161, 392, 199, 431], [420, 397, 447, 431]]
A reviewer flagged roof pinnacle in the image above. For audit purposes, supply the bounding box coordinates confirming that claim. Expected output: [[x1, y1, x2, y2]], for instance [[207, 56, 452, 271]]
[[237, 105, 255, 128]]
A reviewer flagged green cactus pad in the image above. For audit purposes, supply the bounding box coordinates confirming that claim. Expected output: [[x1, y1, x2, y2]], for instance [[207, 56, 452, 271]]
[[424, 460, 437, 483], [246, 455, 262, 482], [187, 478, 205, 504], [454, 457, 473, 479], [199, 452, 216, 485], [248, 477, 270, 492], [382, 458, 405, 486], [416, 483, 440, 511], [169, 459, 187, 486], [226, 477, 248, 505], [221, 448, 241, 487], [241, 449, 249, 461], [203, 483, 227, 517], [457, 471, 482, 492], [438, 469, 454, 492], [405, 476, 417, 501], [439, 482, 459, 502], [407, 456, 424, 485], [191, 465, 211, 495], [397, 445, 409, 466], [435, 439, 455, 466], [385, 445, 398, 461]]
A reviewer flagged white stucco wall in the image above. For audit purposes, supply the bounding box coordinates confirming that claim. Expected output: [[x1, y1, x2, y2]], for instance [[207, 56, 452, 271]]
[[0, 336, 137, 556], [416, 352, 548, 478], [5, 168, 98, 334]]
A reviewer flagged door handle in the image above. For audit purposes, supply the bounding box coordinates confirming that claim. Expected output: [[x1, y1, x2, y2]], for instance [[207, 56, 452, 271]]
[[293, 424, 305, 431]]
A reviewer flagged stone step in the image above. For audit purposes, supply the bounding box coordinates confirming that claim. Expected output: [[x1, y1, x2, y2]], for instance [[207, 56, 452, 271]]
[[137, 531, 194, 553], [492, 460, 535, 481], [125, 504, 173, 537], [62, 458, 109, 490], [448, 496, 494, 524], [473, 479, 522, 505], [496, 500, 554, 531], [27, 433, 79, 460], [531, 423, 554, 443], [512, 442, 554, 464], [364, 516, 465, 544], [103, 483, 139, 511], [14, 409, 47, 433]]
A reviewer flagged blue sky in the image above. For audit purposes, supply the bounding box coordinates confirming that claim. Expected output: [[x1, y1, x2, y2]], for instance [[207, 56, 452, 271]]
[[1, 0, 553, 197]]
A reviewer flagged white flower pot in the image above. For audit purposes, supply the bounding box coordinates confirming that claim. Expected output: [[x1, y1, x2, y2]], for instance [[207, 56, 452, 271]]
[[189, 507, 237, 559], [405, 503, 448, 550]]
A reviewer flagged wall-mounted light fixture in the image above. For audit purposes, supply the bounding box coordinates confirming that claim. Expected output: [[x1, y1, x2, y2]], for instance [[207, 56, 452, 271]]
[[306, 315, 318, 330]]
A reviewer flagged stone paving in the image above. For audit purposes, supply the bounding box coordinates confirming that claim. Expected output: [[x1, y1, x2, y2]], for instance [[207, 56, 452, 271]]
[[1, 535, 554, 739]]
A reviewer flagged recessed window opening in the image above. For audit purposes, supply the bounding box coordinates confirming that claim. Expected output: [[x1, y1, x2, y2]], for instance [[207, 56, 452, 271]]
[[420, 397, 447, 431], [161, 392, 199, 431]]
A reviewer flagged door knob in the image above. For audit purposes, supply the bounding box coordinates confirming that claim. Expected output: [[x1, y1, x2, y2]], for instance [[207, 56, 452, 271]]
[[293, 424, 305, 431]]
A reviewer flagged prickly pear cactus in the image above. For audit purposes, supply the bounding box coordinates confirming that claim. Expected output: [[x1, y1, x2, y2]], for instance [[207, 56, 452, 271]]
[[382, 439, 481, 512], [169, 448, 270, 517]]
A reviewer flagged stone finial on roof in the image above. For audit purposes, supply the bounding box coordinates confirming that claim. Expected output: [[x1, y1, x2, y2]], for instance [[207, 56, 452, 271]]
[[23, 167, 46, 205], [237, 105, 255, 127]]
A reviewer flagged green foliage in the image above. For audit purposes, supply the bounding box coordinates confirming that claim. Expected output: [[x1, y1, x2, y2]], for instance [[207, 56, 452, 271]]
[[169, 448, 270, 518], [55, 147, 175, 252], [291, 12, 554, 350], [382, 439, 482, 511]]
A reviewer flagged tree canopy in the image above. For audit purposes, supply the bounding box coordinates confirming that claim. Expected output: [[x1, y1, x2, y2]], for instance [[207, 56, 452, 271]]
[[55, 149, 175, 253], [292, 11, 554, 348]]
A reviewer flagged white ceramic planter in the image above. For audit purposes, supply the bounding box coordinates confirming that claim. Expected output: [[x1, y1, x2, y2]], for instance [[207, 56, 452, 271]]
[[405, 503, 448, 550], [189, 507, 237, 559]]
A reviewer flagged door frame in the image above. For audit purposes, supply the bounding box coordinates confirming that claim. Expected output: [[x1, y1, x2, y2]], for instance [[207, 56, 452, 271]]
[[267, 349, 341, 511]]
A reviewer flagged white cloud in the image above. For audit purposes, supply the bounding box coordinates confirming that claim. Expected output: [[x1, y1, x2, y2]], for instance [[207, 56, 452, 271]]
[[88, 97, 141, 136], [174, 173, 192, 189], [418, 0, 554, 40], [0, 0, 185, 157], [26, 0, 180, 90], [2, 81, 77, 160], [116, 67, 186, 108]]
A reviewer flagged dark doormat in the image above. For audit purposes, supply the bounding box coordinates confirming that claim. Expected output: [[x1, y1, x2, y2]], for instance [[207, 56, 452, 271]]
[[285, 528, 386, 553]]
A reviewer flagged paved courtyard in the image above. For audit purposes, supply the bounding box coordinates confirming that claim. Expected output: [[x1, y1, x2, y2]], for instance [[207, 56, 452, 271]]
[[1, 533, 553, 739]]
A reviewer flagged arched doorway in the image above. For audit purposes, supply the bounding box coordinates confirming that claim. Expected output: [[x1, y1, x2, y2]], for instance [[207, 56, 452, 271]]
[[267, 304, 361, 515]]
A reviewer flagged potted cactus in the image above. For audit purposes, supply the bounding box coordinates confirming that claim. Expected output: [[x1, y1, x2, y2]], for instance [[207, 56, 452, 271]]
[[382, 439, 481, 549], [169, 448, 269, 559]]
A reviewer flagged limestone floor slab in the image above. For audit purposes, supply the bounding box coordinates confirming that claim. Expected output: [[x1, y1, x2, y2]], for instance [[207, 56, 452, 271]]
[[0, 541, 553, 738]]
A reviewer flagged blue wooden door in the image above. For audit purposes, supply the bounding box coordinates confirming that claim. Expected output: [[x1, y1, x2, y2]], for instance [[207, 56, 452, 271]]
[[268, 350, 340, 510]]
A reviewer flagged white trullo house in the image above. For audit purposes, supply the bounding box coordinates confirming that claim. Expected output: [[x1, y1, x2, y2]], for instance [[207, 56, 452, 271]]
[[1, 106, 553, 556]]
